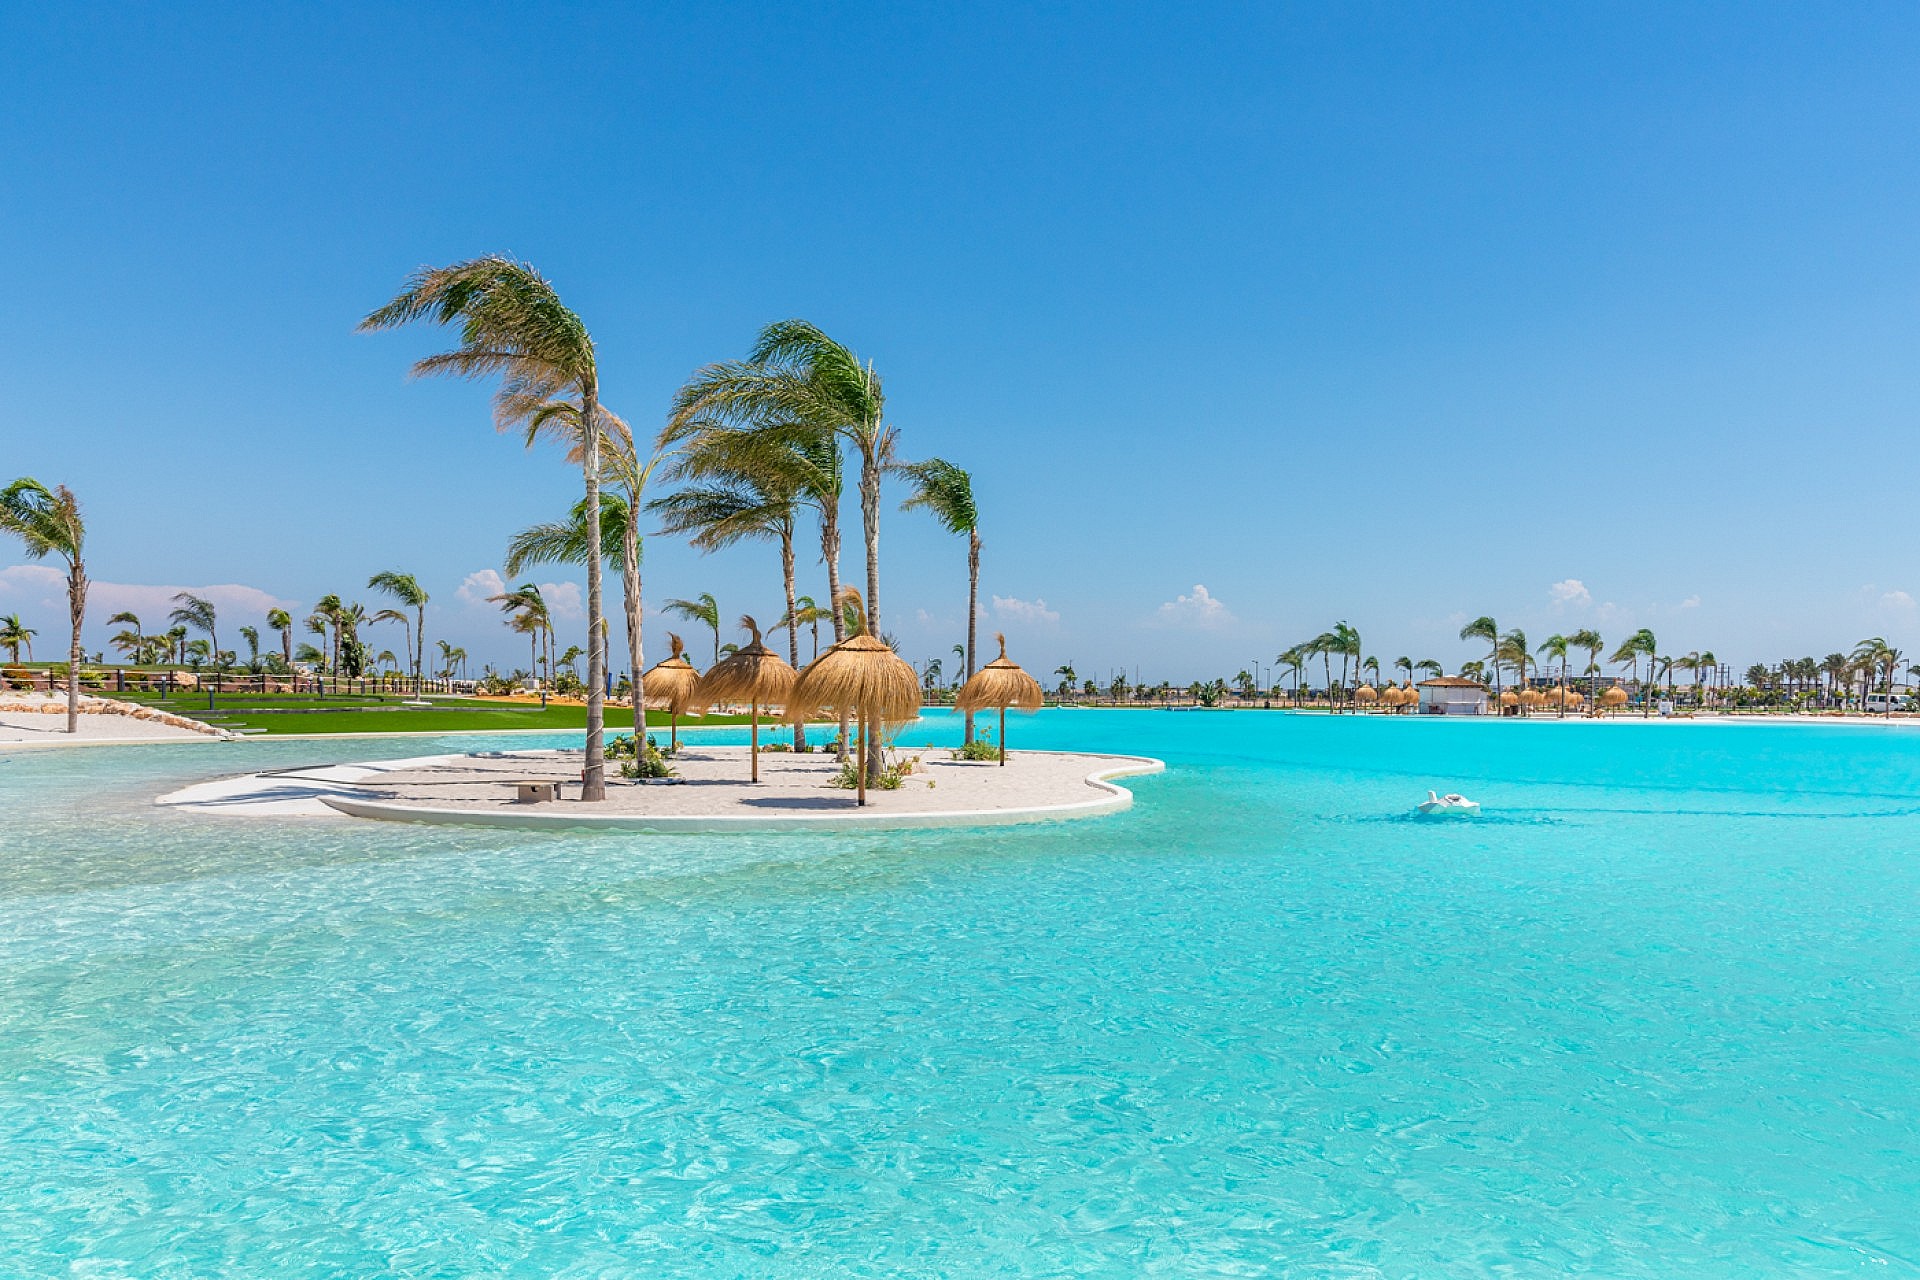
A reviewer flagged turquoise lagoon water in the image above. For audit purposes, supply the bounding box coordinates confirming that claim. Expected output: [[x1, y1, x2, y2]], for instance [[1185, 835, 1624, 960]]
[[2, 710, 1918, 1277]]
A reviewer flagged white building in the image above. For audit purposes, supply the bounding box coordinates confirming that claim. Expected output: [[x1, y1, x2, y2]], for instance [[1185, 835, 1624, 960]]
[[1417, 676, 1490, 715]]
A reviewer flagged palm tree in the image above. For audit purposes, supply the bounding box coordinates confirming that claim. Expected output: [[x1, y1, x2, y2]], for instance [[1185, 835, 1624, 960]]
[[368, 571, 430, 696], [1278, 646, 1307, 700], [651, 467, 807, 747], [1697, 651, 1718, 708], [0, 479, 88, 731], [501, 495, 627, 691], [362, 255, 612, 800], [169, 593, 219, 664], [0, 613, 34, 663], [166, 625, 187, 666], [668, 319, 891, 639], [1496, 629, 1530, 711], [665, 593, 723, 666], [898, 458, 981, 743], [1415, 659, 1442, 680], [372, 609, 413, 688], [490, 584, 551, 687], [1538, 634, 1570, 714], [1567, 629, 1603, 707], [106, 610, 143, 664], [239, 625, 261, 670], [781, 596, 828, 662], [1460, 616, 1500, 702], [265, 608, 293, 666], [1611, 628, 1657, 716], [1332, 621, 1361, 706], [1054, 662, 1077, 700], [1393, 656, 1413, 689]]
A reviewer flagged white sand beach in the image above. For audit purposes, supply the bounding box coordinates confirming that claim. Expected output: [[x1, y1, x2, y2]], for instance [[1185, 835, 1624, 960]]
[[0, 693, 226, 746]]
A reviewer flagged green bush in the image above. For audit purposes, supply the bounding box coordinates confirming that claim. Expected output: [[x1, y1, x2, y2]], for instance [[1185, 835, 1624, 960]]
[[612, 733, 676, 779], [952, 737, 999, 762]]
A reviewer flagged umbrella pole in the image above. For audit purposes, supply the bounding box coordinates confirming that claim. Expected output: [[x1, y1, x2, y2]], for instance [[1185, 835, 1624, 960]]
[[751, 701, 759, 782], [857, 712, 868, 806], [999, 707, 1006, 766], [670, 711, 678, 752]]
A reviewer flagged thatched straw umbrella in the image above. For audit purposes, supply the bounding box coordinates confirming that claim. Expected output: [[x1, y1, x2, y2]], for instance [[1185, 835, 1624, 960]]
[[955, 633, 1045, 766], [641, 632, 703, 750], [695, 616, 796, 782], [1355, 683, 1379, 706], [1498, 689, 1520, 714], [790, 633, 921, 805], [1600, 685, 1629, 713]]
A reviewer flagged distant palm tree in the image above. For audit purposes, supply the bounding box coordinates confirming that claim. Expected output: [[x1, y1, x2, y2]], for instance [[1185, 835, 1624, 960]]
[[0, 613, 34, 663], [1414, 658, 1442, 679], [666, 593, 723, 666], [1567, 629, 1603, 707], [169, 593, 219, 664], [1393, 656, 1413, 689], [0, 479, 88, 731], [368, 571, 430, 696], [897, 458, 981, 741], [1611, 628, 1657, 716], [780, 595, 828, 662], [239, 625, 260, 669], [1054, 663, 1077, 699], [266, 607, 293, 666], [491, 584, 552, 686], [106, 610, 143, 663], [1538, 633, 1570, 713], [362, 255, 613, 800], [372, 609, 413, 687], [1460, 616, 1500, 701], [1497, 629, 1530, 704]]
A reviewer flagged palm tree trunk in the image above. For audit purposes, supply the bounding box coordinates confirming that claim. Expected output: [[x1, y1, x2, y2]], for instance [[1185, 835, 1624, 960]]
[[858, 437, 883, 786], [65, 562, 86, 733], [415, 605, 425, 696], [964, 529, 979, 745], [781, 526, 805, 751], [581, 391, 607, 802], [623, 499, 644, 738], [821, 505, 849, 761]]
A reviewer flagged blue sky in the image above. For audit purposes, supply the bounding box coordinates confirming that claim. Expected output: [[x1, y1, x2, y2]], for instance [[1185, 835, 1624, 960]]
[[5, 3, 1920, 682]]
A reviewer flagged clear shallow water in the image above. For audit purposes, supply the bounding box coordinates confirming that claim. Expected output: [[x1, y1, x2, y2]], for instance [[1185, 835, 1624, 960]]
[[2, 711, 1918, 1277]]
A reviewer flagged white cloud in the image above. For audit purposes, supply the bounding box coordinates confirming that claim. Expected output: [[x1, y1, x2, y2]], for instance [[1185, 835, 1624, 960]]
[[1881, 590, 1915, 612], [1548, 578, 1592, 608], [1, 565, 294, 626], [1151, 584, 1233, 630], [539, 581, 583, 620], [456, 569, 506, 607], [992, 595, 1060, 625], [1679, 594, 1702, 610]]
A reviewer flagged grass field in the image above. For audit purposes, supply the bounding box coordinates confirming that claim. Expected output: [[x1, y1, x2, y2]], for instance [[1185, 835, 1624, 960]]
[[102, 691, 756, 736]]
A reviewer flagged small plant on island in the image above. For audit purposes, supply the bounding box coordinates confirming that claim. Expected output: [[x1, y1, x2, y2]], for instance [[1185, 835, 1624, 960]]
[[952, 732, 999, 762], [610, 733, 676, 779], [829, 750, 920, 791]]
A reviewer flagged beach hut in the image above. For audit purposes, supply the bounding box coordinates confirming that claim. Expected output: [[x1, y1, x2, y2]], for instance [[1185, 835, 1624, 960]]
[[955, 634, 1045, 765], [1416, 676, 1489, 715], [640, 633, 704, 750], [791, 634, 921, 805], [696, 617, 796, 782]]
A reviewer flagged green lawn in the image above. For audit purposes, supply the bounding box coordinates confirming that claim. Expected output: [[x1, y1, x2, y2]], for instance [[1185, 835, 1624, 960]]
[[102, 691, 754, 736]]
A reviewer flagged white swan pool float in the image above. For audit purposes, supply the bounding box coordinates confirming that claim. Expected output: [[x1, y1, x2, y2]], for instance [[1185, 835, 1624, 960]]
[[1417, 790, 1481, 816]]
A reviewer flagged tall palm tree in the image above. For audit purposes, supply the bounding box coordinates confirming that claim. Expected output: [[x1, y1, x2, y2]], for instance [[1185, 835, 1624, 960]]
[[897, 458, 981, 742], [362, 255, 612, 800], [368, 571, 430, 696], [169, 593, 219, 664], [1278, 646, 1306, 700], [1460, 616, 1500, 701], [515, 397, 663, 732], [666, 593, 723, 666], [502, 497, 627, 701], [1538, 634, 1570, 715], [1568, 629, 1603, 707], [668, 319, 890, 638], [1393, 655, 1414, 689], [313, 593, 344, 673], [0, 479, 88, 731], [372, 609, 412, 688], [782, 595, 828, 662], [1611, 628, 1657, 716], [266, 607, 293, 666], [1697, 650, 1718, 708], [1414, 659, 1443, 679], [239, 625, 260, 670], [0, 613, 34, 663]]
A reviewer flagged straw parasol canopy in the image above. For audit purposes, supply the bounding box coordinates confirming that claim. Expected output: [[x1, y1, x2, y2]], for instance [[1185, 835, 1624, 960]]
[[1519, 688, 1544, 708], [1355, 684, 1379, 705], [640, 632, 703, 749], [1600, 685, 1629, 710], [695, 616, 796, 782], [791, 633, 921, 804], [1498, 689, 1521, 708], [955, 633, 1045, 765]]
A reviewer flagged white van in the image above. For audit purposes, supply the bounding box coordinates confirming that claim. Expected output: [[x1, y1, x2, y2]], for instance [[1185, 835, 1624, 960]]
[[1864, 693, 1910, 713]]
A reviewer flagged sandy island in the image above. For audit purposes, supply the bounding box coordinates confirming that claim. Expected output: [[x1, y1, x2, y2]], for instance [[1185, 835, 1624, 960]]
[[156, 745, 1166, 833], [0, 692, 226, 746]]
